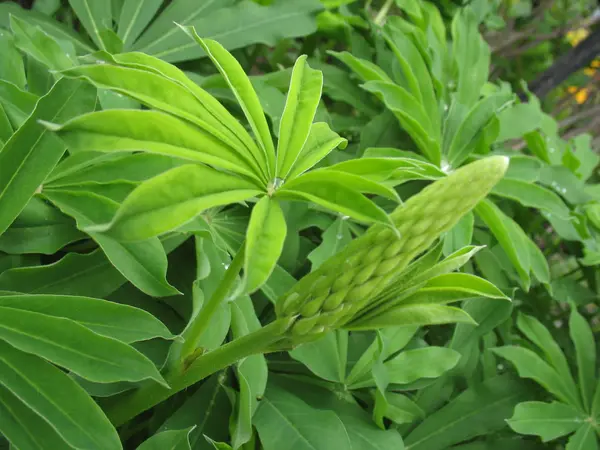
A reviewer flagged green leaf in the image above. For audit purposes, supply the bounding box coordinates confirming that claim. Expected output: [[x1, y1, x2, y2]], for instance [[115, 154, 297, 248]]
[[382, 391, 425, 424], [0, 3, 94, 54], [43, 190, 179, 297], [308, 218, 352, 270], [348, 304, 476, 330], [418, 273, 509, 300], [384, 24, 439, 131], [0, 79, 38, 128], [128, 0, 228, 57], [447, 94, 511, 167], [185, 32, 275, 174], [47, 109, 260, 182], [0, 78, 96, 235], [59, 61, 264, 179], [495, 103, 542, 142], [527, 237, 550, 287], [0, 103, 12, 146], [278, 170, 395, 225], [0, 383, 71, 450], [451, 7, 490, 108], [47, 153, 182, 188], [10, 15, 76, 71], [492, 178, 571, 219], [89, 164, 261, 242], [538, 165, 592, 205], [507, 401, 583, 442], [475, 200, 530, 289], [363, 81, 440, 164], [566, 424, 598, 450], [289, 331, 346, 383], [158, 373, 231, 446], [0, 28, 26, 89], [0, 294, 173, 343], [133, 0, 322, 63], [68, 0, 111, 50], [504, 155, 542, 182], [516, 313, 581, 409], [492, 346, 576, 406], [276, 55, 322, 179], [0, 248, 126, 297], [0, 197, 85, 255], [405, 375, 529, 450], [254, 381, 353, 450], [568, 308, 596, 411], [0, 340, 120, 450], [385, 347, 460, 386], [286, 122, 347, 180], [117, 0, 162, 49], [244, 197, 287, 294], [0, 305, 165, 385], [328, 50, 393, 83], [443, 212, 474, 255], [137, 427, 194, 450]]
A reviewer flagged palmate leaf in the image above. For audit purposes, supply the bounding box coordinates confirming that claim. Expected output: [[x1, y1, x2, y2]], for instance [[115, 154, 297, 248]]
[[0, 78, 96, 235], [46, 109, 261, 182], [277, 169, 396, 226], [276, 55, 323, 180], [10, 15, 76, 72], [185, 31, 275, 174], [404, 375, 529, 450], [0, 340, 120, 450], [285, 122, 347, 180], [1, 0, 323, 63]]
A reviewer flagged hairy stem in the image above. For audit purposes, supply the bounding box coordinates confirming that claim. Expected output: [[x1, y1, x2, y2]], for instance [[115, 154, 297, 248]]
[[104, 319, 293, 427]]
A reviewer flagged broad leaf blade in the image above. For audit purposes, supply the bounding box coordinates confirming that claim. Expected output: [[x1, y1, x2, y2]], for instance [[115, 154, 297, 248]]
[[507, 401, 583, 442], [0, 294, 173, 343], [244, 197, 287, 294], [43, 189, 180, 297], [89, 164, 261, 242], [0, 340, 120, 450], [0, 383, 71, 450], [0, 78, 95, 235], [0, 306, 166, 385]]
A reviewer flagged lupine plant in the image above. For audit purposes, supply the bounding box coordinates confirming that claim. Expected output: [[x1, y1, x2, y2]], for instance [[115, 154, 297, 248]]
[[0, 1, 598, 449]]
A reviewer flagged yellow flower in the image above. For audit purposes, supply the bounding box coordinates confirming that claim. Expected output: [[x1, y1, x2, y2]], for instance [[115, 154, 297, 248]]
[[566, 28, 590, 46], [584, 67, 596, 77]]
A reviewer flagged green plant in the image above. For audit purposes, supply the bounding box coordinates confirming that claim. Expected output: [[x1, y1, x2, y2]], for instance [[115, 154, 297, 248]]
[[0, 0, 598, 449], [495, 308, 600, 448]]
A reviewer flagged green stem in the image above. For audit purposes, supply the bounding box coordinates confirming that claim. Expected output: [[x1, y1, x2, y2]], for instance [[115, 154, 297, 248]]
[[169, 245, 246, 368], [105, 319, 293, 427], [374, 0, 394, 26]]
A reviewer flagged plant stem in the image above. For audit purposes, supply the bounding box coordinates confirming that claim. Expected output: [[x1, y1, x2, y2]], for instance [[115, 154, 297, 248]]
[[169, 245, 246, 368], [374, 0, 394, 26], [104, 318, 293, 427]]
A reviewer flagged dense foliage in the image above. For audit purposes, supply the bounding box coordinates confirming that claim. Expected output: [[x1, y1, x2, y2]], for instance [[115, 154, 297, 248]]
[[0, 0, 598, 449]]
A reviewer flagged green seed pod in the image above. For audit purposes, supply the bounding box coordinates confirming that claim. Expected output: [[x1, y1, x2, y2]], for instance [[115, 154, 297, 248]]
[[276, 156, 509, 341]]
